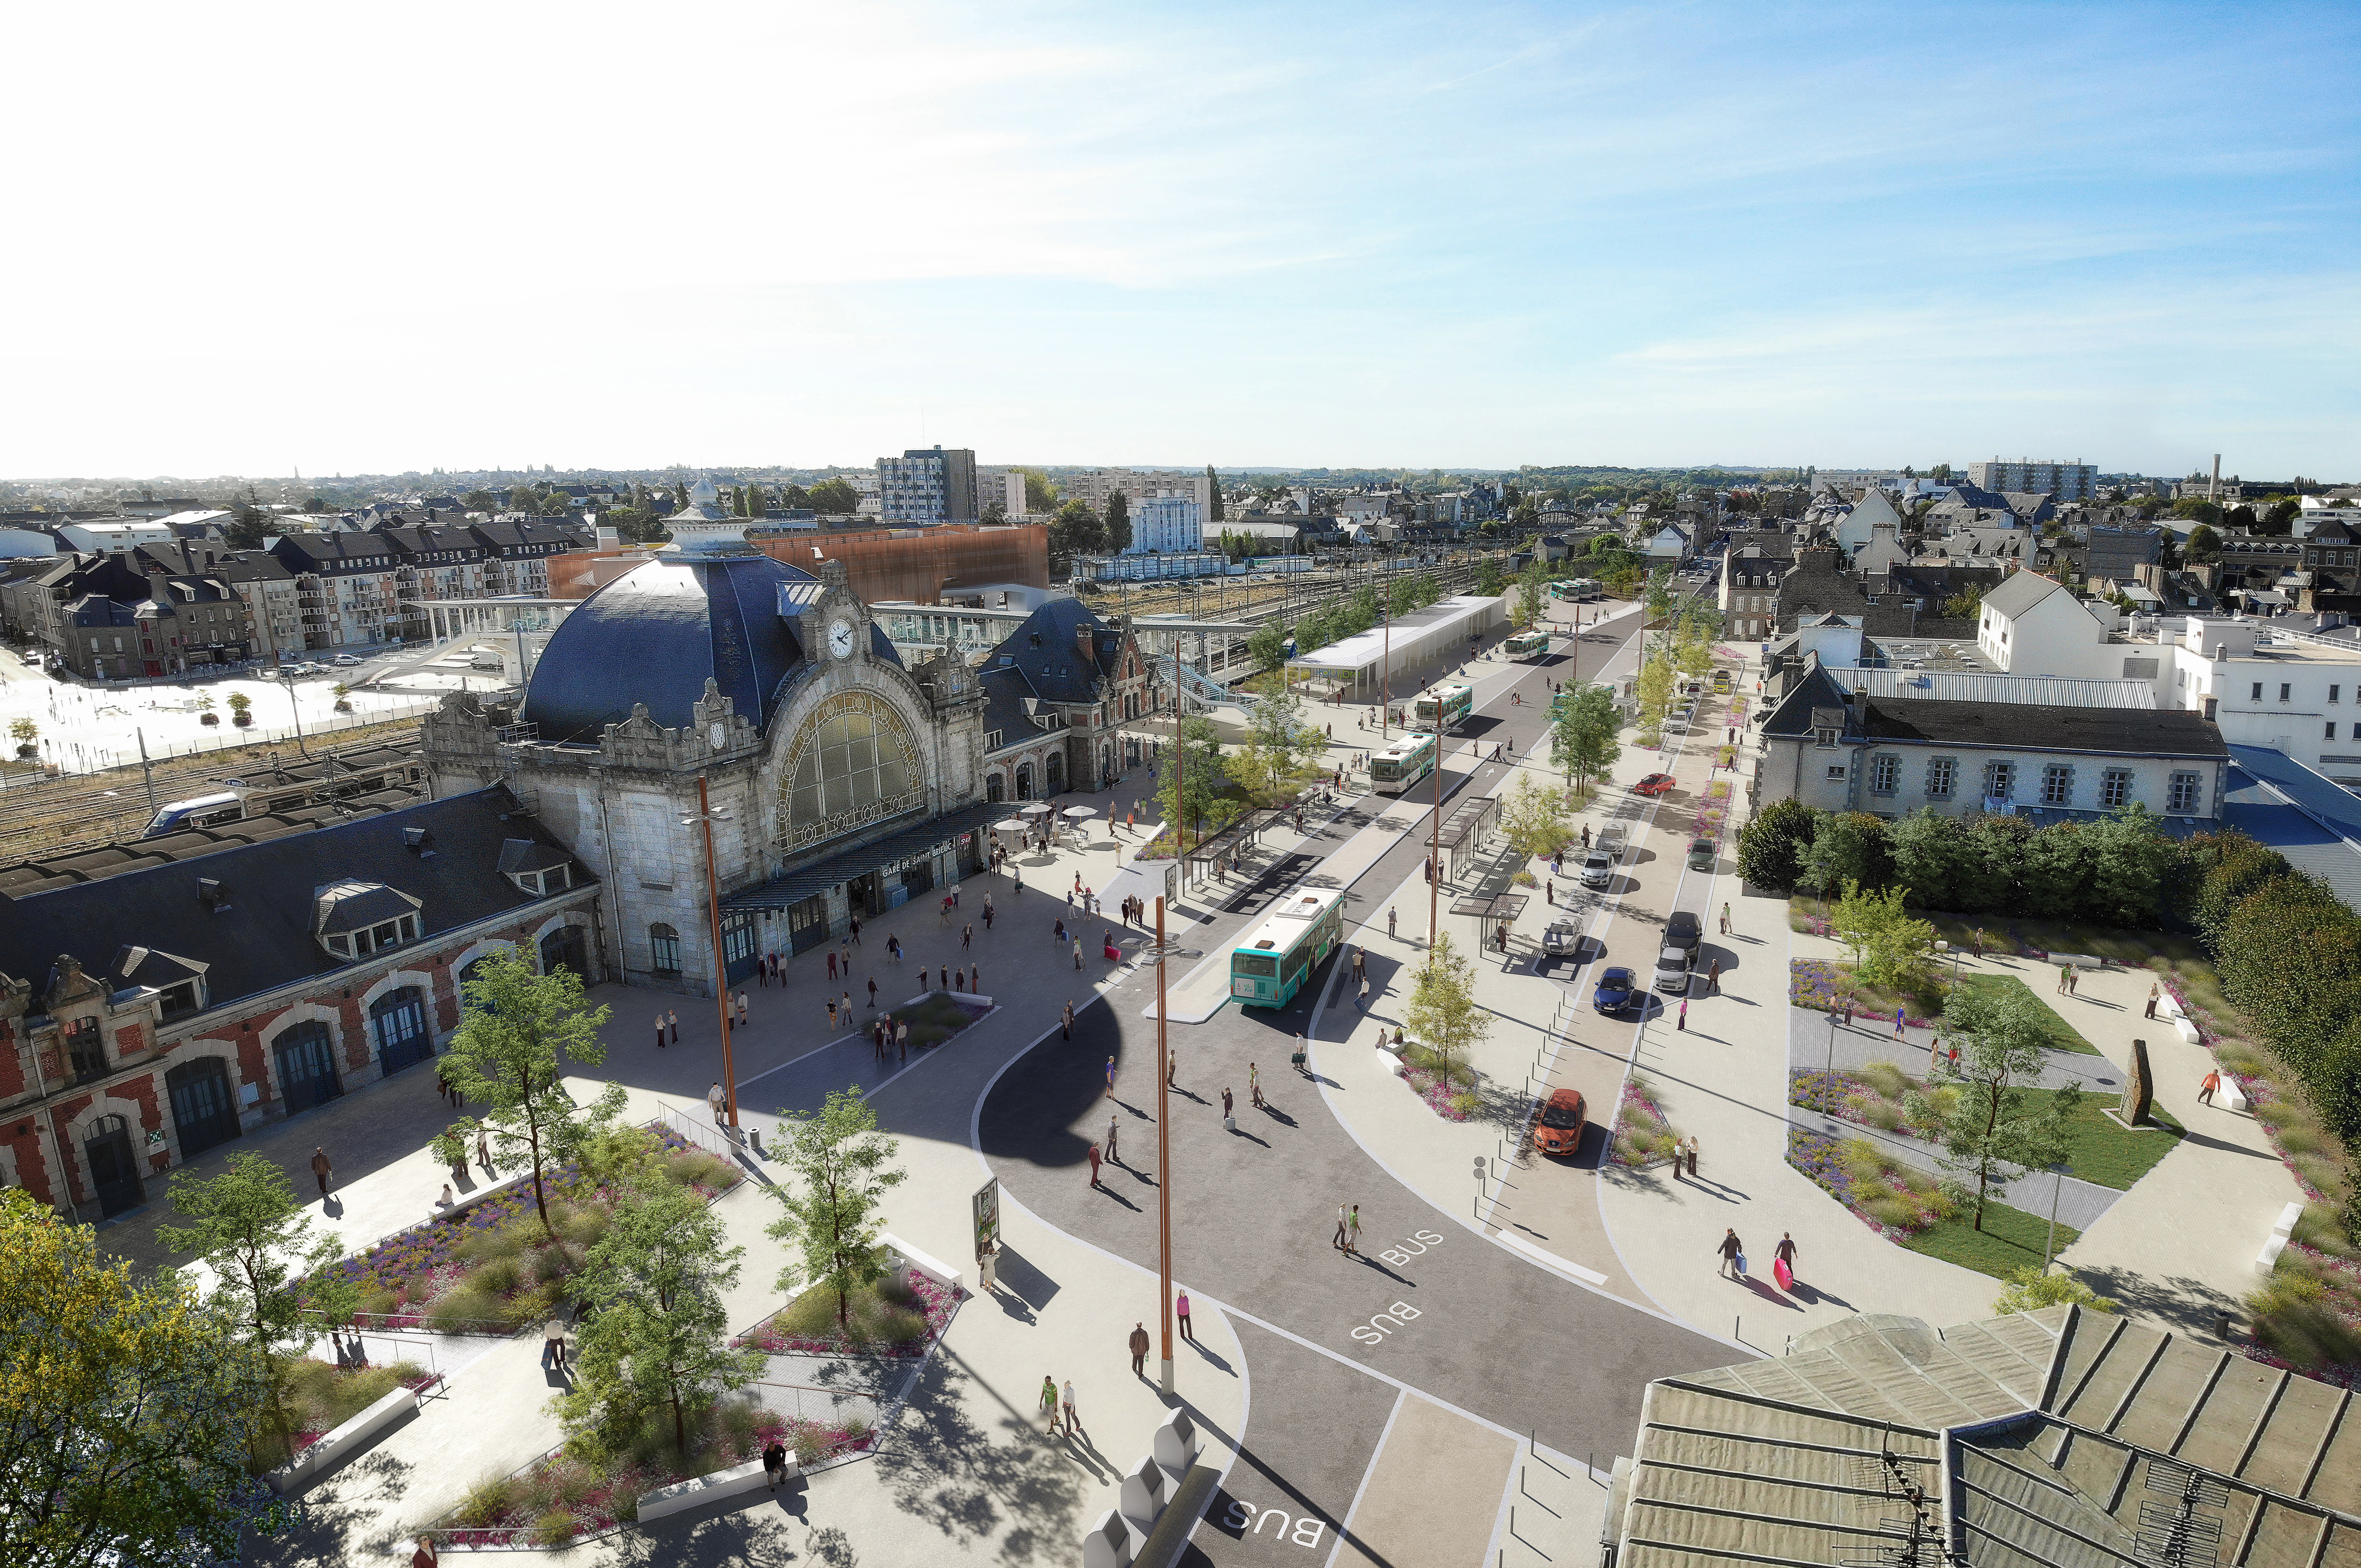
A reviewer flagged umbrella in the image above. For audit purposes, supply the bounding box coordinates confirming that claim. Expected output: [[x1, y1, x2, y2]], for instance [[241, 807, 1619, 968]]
[[993, 818, 1029, 835], [1061, 806, 1098, 821], [1020, 803, 1054, 817]]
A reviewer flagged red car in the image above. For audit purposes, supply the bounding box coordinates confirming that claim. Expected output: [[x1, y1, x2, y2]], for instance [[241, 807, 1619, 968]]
[[1533, 1088, 1588, 1157], [1632, 773, 1677, 797]]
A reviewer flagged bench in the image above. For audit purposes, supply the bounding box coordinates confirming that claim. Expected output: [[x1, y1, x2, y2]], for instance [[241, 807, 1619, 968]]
[[2256, 1200, 2306, 1275], [637, 1455, 800, 1524]]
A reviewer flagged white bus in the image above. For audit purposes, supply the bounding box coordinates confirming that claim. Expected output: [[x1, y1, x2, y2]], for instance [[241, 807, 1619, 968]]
[[1410, 681, 1474, 733], [1369, 732, 1438, 795]]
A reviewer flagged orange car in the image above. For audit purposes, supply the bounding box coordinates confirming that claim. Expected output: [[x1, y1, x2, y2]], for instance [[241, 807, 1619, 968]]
[[1532, 1088, 1587, 1158]]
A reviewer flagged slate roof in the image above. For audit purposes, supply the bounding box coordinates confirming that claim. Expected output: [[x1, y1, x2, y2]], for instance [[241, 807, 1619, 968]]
[[1981, 570, 2066, 618], [1859, 694, 2226, 756], [0, 789, 588, 1012], [982, 599, 1125, 707]]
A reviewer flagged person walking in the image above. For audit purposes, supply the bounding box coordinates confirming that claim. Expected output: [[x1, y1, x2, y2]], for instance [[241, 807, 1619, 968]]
[[867, 976, 878, 1008], [2067, 968, 2080, 996], [1106, 1114, 1121, 1164], [1061, 1002, 1074, 1042], [889, 933, 902, 963], [1720, 902, 1731, 936], [1129, 1321, 1151, 1378], [897, 1018, 910, 1059], [1685, 1135, 1700, 1179], [1358, 975, 1371, 1011], [1706, 959, 1720, 994], [828, 948, 840, 982], [543, 1316, 568, 1370], [707, 1081, 726, 1123], [954, 967, 966, 993], [826, 997, 838, 1029], [1677, 996, 1688, 1031], [2145, 980, 2160, 1019], [1221, 1086, 1234, 1122], [2200, 1068, 2221, 1105], [414, 1535, 440, 1568], [1087, 1141, 1103, 1188], [476, 1126, 494, 1175], [668, 1009, 679, 1046], [1250, 1062, 1262, 1109], [963, 922, 973, 950], [1892, 1005, 1906, 1039], [849, 914, 862, 946], [763, 1436, 789, 1491], [1345, 1204, 1362, 1257], [1072, 937, 1083, 970], [842, 989, 852, 1023], [1040, 1375, 1061, 1435], [656, 1011, 667, 1050], [1106, 1055, 1117, 1098], [735, 991, 749, 1029], [310, 1146, 332, 1196], [1334, 1203, 1350, 1252], [1062, 1378, 1079, 1436], [2056, 962, 2071, 994], [1774, 1232, 1798, 1283], [1716, 1227, 1744, 1280], [1388, 907, 1398, 940], [1176, 1290, 1195, 1342]]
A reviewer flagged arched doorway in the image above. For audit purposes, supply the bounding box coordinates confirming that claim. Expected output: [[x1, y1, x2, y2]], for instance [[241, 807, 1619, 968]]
[[458, 957, 499, 1017], [1100, 742, 1114, 786], [166, 1057, 240, 1160], [540, 924, 588, 980], [273, 1022, 344, 1115], [82, 1114, 142, 1217], [1016, 763, 1034, 800], [370, 988, 433, 1076], [986, 772, 1005, 804], [1046, 753, 1064, 793]]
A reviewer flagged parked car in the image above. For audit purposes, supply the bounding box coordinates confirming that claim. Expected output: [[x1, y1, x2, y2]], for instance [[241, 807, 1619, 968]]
[[1663, 715, 1689, 734], [1592, 966, 1641, 1015], [1632, 773, 1677, 797], [1712, 671, 1732, 693], [1665, 910, 1703, 953], [330, 653, 362, 666], [1686, 836, 1715, 870], [1578, 849, 1615, 889], [1653, 944, 1694, 994], [1531, 1088, 1588, 1157], [1542, 919, 1581, 956]]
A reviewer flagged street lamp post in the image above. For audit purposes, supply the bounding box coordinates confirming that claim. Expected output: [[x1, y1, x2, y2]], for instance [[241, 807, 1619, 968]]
[[684, 777, 741, 1132], [1156, 897, 1175, 1392], [277, 668, 309, 756]]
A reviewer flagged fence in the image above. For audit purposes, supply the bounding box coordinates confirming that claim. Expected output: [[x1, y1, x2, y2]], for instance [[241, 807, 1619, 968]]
[[656, 1100, 743, 1160]]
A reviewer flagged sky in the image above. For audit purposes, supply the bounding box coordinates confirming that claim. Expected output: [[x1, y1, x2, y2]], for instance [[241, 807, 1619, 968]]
[[4, 0, 2356, 480]]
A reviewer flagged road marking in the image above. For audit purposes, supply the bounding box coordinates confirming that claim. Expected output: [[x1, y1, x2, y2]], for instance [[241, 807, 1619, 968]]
[[1371, 1228, 1445, 1269], [1494, 1226, 1609, 1285], [1349, 1298, 1425, 1346], [1219, 1497, 1331, 1547]]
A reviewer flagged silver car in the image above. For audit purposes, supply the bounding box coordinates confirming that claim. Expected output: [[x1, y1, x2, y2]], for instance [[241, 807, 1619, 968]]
[[1653, 944, 1694, 994], [1543, 919, 1581, 956], [1578, 849, 1615, 888]]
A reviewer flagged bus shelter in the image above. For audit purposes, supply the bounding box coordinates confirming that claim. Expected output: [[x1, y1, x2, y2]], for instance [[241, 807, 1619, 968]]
[[1450, 893, 1527, 954], [1181, 807, 1284, 890], [1435, 794, 1496, 884]]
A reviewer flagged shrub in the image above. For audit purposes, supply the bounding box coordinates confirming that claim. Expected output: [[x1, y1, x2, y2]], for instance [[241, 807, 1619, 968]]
[[500, 1283, 559, 1328], [1859, 1061, 1911, 1102], [1865, 1195, 1920, 1230], [531, 1507, 579, 1546], [1862, 1101, 1905, 1132], [1993, 1266, 2118, 1316], [532, 1245, 576, 1287], [1450, 1091, 1483, 1118], [473, 1256, 523, 1296], [1738, 797, 1815, 889], [2249, 1271, 2361, 1370], [608, 1483, 643, 1523], [457, 1471, 521, 1527], [427, 1287, 505, 1333]]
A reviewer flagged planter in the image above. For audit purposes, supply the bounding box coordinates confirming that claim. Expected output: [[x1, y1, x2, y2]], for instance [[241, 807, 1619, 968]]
[[267, 1379, 429, 1495], [199, 712, 219, 725]]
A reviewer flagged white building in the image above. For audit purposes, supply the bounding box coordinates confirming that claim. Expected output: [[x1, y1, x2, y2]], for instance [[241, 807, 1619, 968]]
[[1059, 469, 1214, 519], [1126, 494, 1203, 555], [1967, 459, 2098, 502], [876, 447, 979, 524], [1975, 571, 2136, 682], [57, 520, 178, 552], [1834, 487, 1903, 558]]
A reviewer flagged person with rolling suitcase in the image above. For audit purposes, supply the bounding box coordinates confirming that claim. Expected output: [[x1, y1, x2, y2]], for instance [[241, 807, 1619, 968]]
[[1717, 1227, 1744, 1280]]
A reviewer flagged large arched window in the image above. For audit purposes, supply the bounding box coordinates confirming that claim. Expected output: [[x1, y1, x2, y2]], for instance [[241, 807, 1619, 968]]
[[986, 772, 1005, 804], [775, 691, 925, 853], [273, 1021, 344, 1115], [166, 1057, 240, 1159], [1016, 763, 1034, 800], [650, 923, 681, 975], [370, 987, 433, 1076], [1046, 752, 1064, 793]]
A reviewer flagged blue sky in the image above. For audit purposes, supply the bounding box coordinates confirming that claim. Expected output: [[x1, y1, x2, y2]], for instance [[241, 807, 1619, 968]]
[[5, 0, 2356, 478]]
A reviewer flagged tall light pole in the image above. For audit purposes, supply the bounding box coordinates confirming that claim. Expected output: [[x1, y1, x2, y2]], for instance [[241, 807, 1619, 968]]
[[1156, 897, 1175, 1391], [684, 777, 740, 1131]]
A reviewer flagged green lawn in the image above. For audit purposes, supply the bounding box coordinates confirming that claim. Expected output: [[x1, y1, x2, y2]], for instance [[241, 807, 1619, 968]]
[[1943, 972, 2101, 1055], [2010, 1088, 2183, 1190], [1904, 1198, 2080, 1281]]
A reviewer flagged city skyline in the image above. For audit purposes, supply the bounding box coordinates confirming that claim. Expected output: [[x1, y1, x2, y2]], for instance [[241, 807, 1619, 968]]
[[5, 0, 2354, 477]]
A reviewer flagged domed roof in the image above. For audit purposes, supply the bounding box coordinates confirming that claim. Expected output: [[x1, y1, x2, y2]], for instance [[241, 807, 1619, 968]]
[[521, 553, 821, 744]]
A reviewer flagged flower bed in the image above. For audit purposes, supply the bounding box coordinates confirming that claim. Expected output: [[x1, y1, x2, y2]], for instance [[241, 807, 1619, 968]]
[[304, 1126, 742, 1334], [1788, 958, 1933, 1029], [736, 1272, 962, 1359], [1608, 1074, 1677, 1167], [1786, 1128, 1950, 1240], [1395, 1039, 1477, 1122], [283, 1357, 437, 1454], [1691, 779, 1731, 843]]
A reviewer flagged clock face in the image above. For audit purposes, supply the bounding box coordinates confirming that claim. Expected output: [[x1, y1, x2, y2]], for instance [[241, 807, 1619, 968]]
[[828, 618, 856, 660]]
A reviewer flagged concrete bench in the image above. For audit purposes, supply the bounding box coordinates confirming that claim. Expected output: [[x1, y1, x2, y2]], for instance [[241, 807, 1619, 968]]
[[2256, 1201, 2307, 1275], [1080, 1408, 1200, 1567], [269, 1382, 422, 1495], [2050, 953, 2105, 971], [636, 1455, 800, 1524], [880, 1232, 961, 1295]]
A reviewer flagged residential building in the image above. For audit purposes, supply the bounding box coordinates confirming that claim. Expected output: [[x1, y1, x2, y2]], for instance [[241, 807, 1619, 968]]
[[1975, 570, 2138, 681], [131, 541, 305, 661], [268, 532, 404, 649], [975, 599, 1158, 798], [1832, 486, 1903, 557], [1967, 457, 2098, 501], [877, 446, 980, 524], [1755, 655, 2227, 822], [1126, 494, 1203, 555], [1719, 531, 1794, 641], [57, 520, 179, 553], [1058, 469, 1216, 520]]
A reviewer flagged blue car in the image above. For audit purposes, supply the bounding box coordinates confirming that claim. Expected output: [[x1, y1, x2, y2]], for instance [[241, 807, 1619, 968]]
[[1593, 965, 1640, 1015]]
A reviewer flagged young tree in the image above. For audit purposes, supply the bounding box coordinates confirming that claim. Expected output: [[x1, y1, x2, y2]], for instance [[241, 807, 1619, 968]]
[[1017, 467, 1060, 515], [1205, 464, 1224, 522], [1403, 933, 1490, 1084], [1674, 618, 1715, 682], [1500, 773, 1572, 860], [1634, 640, 1675, 729], [1345, 583, 1380, 635], [561, 1173, 762, 1459], [1800, 812, 1891, 905], [0, 1191, 292, 1568], [156, 1153, 345, 1465], [1246, 621, 1289, 673], [1103, 490, 1132, 552], [1644, 569, 1676, 624], [8, 716, 36, 757], [1904, 987, 2082, 1231], [1234, 682, 1321, 798], [1048, 498, 1105, 564], [1154, 713, 1232, 850], [1828, 879, 1938, 992], [766, 1088, 908, 1329], [1515, 563, 1545, 628], [1942, 585, 1983, 620], [444, 949, 626, 1240], [1476, 559, 1505, 597], [1551, 683, 1621, 793]]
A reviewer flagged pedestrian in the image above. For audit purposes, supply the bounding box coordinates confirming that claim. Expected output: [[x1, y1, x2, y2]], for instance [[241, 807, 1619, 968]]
[[1055, 917, 1067, 944], [1106, 1055, 1117, 1098], [1686, 1135, 1700, 1178], [2057, 962, 2071, 994], [2145, 980, 2160, 1019], [763, 1436, 789, 1491], [1706, 959, 1720, 993], [1719, 901, 1730, 935], [1250, 1062, 1262, 1108], [1062, 1376, 1080, 1434], [656, 1011, 667, 1050], [1106, 1114, 1120, 1163], [828, 949, 840, 982], [414, 1535, 440, 1568], [669, 1009, 679, 1045], [1717, 1227, 1743, 1279], [963, 922, 973, 950], [954, 967, 966, 992], [889, 933, 902, 963], [1678, 996, 1688, 1031], [827, 998, 838, 1029], [1221, 1086, 1234, 1120], [1582, 823, 1592, 849], [1087, 1141, 1102, 1187], [1062, 1002, 1073, 1042], [849, 914, 861, 946], [1546, 880, 1554, 906], [918, 964, 930, 991], [476, 1126, 494, 1174], [1334, 1203, 1349, 1251], [2200, 1069, 2221, 1105], [898, 1019, 910, 1058], [842, 990, 851, 1022], [1130, 1321, 1151, 1378], [543, 1316, 568, 1370], [1040, 1375, 1061, 1434], [1774, 1232, 1798, 1283], [1346, 1204, 1361, 1256], [310, 1145, 332, 1196], [707, 1081, 726, 1122], [1073, 937, 1082, 970], [2068, 968, 2080, 996], [1388, 907, 1398, 939], [868, 977, 878, 1008], [1357, 976, 1371, 1011], [1177, 1290, 1195, 1341], [735, 991, 748, 1028]]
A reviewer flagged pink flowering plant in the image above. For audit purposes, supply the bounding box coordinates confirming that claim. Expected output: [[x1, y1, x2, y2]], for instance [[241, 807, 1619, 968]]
[[738, 1271, 963, 1359]]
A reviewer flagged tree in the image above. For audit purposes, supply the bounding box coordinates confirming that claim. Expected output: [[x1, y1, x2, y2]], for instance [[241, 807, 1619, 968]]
[[1736, 796, 1815, 888], [1014, 467, 1060, 515], [1644, 569, 1676, 624], [1993, 1265, 2116, 1316], [1234, 681, 1321, 798], [2262, 497, 2302, 535], [2171, 497, 2222, 528], [1904, 986, 2081, 1231], [1800, 812, 1891, 907], [1511, 498, 1540, 530], [0, 1190, 292, 1568], [1674, 618, 1715, 682], [460, 488, 499, 513], [807, 477, 859, 515], [444, 950, 626, 1240], [561, 1170, 762, 1459], [156, 1153, 344, 1466], [780, 483, 811, 510], [1828, 879, 1938, 994], [1634, 639, 1675, 730], [603, 506, 669, 545], [981, 500, 1008, 526], [222, 507, 274, 550], [1515, 563, 1545, 628], [1154, 714, 1233, 848], [1345, 583, 1379, 636], [1404, 933, 1489, 1084], [1246, 622, 1288, 674], [1206, 464, 1224, 522], [1103, 491, 1132, 553], [8, 716, 36, 758], [1942, 584, 1983, 620], [1931, 462, 1953, 483], [1499, 773, 1573, 860], [2185, 523, 2222, 559], [766, 1088, 907, 1329], [1551, 683, 1620, 792], [1048, 499, 1105, 565]]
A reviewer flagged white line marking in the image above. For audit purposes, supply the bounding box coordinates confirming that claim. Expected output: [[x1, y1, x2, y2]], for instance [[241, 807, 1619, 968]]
[[1323, 1388, 1407, 1568], [1495, 1226, 1609, 1285]]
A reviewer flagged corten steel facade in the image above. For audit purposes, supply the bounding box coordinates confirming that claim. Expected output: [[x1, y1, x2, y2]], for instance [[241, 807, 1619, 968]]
[[755, 524, 1049, 605]]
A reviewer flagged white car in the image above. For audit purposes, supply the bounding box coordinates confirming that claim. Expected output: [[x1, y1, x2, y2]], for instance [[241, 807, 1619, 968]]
[[331, 653, 362, 667]]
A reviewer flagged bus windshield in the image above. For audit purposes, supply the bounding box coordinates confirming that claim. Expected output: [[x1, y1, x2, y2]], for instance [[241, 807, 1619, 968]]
[[1233, 953, 1279, 977]]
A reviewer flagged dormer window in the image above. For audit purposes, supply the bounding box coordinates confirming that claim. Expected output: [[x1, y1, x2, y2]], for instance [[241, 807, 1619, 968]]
[[315, 880, 424, 961], [497, 838, 574, 896]]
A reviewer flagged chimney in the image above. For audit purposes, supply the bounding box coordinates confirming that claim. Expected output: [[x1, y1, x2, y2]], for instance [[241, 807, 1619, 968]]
[[1076, 622, 1094, 664], [2210, 455, 2221, 504]]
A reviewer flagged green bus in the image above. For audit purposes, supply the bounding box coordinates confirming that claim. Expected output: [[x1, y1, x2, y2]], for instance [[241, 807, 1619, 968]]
[[1370, 731, 1437, 795], [1230, 888, 1347, 1008], [1549, 578, 1600, 601], [1411, 681, 1473, 733], [1505, 630, 1551, 660]]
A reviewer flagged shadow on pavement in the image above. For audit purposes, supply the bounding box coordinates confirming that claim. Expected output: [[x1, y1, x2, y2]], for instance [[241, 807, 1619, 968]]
[[870, 1345, 1094, 1565]]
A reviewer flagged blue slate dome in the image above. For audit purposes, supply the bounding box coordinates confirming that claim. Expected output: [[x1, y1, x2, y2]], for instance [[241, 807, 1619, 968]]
[[521, 553, 821, 744]]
